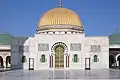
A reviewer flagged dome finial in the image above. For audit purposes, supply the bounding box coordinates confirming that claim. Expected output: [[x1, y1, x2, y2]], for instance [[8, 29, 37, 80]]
[[58, 0, 62, 7]]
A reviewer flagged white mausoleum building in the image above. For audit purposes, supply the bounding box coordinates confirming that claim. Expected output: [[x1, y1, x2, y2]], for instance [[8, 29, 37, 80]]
[[10, 7, 110, 70]]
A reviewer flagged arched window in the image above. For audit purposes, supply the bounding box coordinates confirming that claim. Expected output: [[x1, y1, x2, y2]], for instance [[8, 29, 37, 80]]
[[74, 54, 78, 63], [94, 55, 98, 62], [22, 56, 26, 63], [41, 54, 46, 63]]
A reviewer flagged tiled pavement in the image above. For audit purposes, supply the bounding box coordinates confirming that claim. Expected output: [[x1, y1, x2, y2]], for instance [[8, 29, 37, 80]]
[[1, 69, 120, 80]]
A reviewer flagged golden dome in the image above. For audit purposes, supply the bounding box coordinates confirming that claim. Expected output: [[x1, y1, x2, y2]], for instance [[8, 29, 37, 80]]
[[38, 8, 82, 29]]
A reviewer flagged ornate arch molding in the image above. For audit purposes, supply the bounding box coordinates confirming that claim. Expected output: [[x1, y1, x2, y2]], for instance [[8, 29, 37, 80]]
[[116, 54, 120, 61], [109, 54, 115, 57], [51, 42, 68, 55]]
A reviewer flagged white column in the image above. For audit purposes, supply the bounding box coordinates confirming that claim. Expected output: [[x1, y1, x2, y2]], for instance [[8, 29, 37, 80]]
[[3, 61, 6, 68]]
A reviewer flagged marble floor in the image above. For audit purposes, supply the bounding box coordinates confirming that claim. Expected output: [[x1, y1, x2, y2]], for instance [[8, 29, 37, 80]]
[[0, 69, 120, 80]]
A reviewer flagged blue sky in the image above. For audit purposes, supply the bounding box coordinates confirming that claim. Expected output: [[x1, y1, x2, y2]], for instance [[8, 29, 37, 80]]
[[0, 0, 120, 36]]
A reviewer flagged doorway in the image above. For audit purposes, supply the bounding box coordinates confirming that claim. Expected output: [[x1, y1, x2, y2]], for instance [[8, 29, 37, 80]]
[[0, 56, 3, 68], [109, 55, 115, 68], [29, 58, 34, 70], [85, 58, 91, 70], [6, 56, 11, 68], [117, 55, 120, 68], [54, 45, 64, 69]]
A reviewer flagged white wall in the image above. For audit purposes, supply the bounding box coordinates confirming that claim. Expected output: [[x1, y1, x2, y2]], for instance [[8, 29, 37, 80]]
[[0, 45, 11, 50], [11, 32, 109, 70], [22, 33, 85, 70], [84, 37, 109, 69]]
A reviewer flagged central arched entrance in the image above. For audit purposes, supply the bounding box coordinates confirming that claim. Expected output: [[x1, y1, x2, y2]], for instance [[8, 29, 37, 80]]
[[54, 45, 64, 69]]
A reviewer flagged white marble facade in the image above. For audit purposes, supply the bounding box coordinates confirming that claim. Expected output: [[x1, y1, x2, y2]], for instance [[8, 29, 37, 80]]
[[11, 31, 109, 70]]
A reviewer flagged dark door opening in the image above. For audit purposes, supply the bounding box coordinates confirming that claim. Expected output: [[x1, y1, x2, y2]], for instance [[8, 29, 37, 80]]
[[29, 58, 34, 70], [85, 58, 91, 70], [109, 55, 115, 68], [117, 56, 120, 68], [6, 56, 11, 68], [0, 56, 3, 68]]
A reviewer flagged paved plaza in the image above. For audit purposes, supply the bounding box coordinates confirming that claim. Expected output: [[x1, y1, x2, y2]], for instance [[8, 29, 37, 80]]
[[0, 69, 120, 80]]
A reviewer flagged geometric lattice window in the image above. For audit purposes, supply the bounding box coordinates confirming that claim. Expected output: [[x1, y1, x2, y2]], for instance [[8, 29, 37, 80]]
[[73, 54, 78, 63], [19, 46, 29, 52], [24, 46, 29, 52], [90, 45, 101, 52], [70, 43, 81, 51], [41, 54, 46, 63], [38, 43, 49, 51]]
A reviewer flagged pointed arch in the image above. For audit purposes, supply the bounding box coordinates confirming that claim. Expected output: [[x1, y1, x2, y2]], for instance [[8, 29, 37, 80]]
[[41, 54, 46, 63], [74, 54, 78, 63], [51, 42, 68, 55], [93, 55, 98, 62], [117, 55, 120, 67], [0, 56, 3, 67], [6, 56, 11, 68]]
